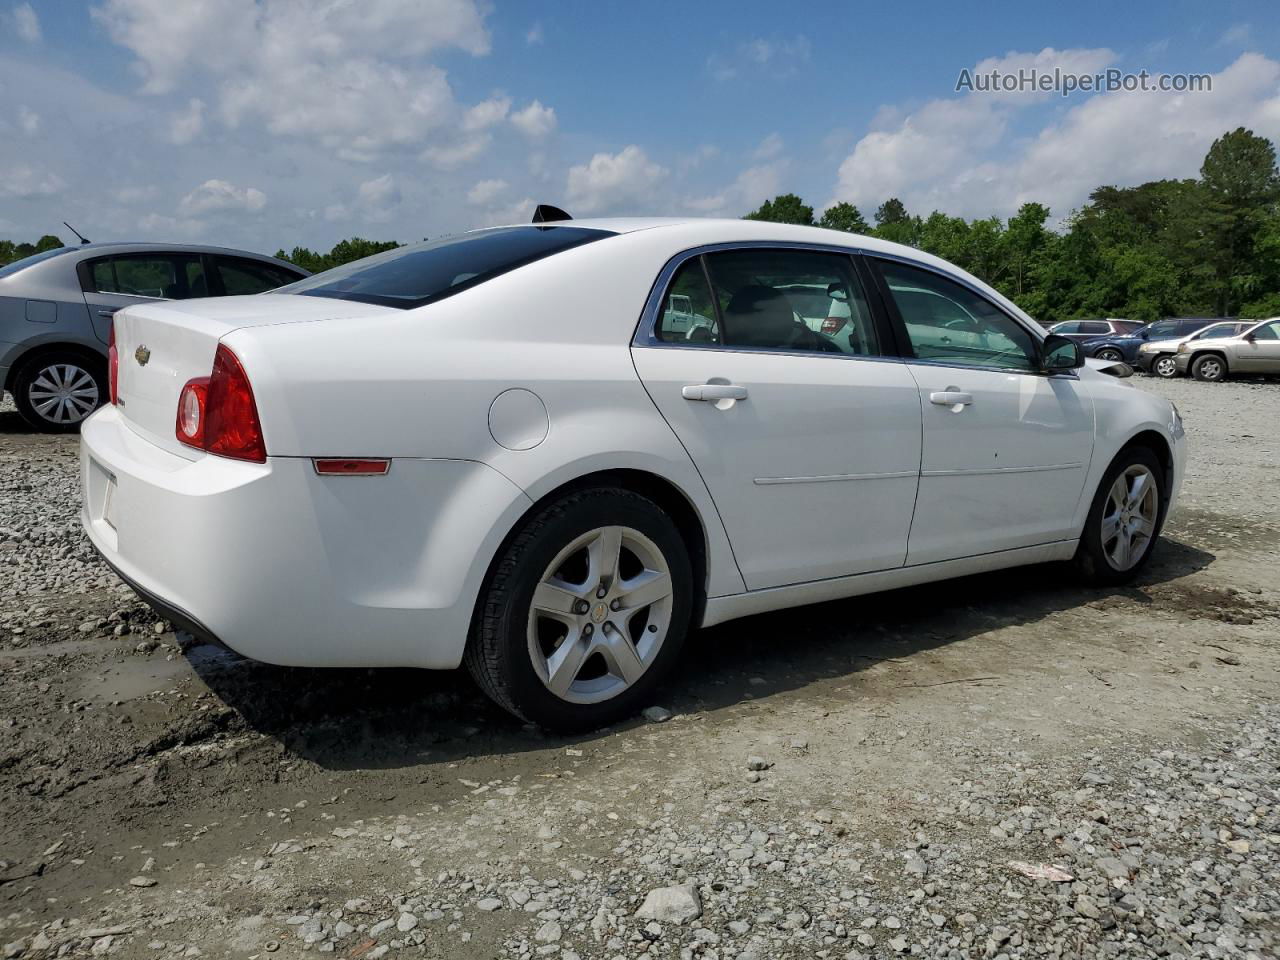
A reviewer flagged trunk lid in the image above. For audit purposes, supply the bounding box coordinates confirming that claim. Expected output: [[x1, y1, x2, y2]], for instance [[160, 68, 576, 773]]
[[112, 294, 394, 456]]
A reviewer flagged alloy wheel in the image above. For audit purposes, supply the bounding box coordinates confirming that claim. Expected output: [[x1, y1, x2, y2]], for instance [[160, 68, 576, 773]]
[[527, 525, 673, 704], [1097, 349, 1123, 362], [1101, 465, 1158, 572], [1196, 357, 1224, 381], [1153, 356, 1177, 378], [27, 363, 100, 425]]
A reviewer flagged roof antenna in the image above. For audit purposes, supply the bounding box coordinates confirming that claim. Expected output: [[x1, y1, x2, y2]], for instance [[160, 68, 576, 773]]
[[532, 204, 571, 223], [63, 222, 90, 245]]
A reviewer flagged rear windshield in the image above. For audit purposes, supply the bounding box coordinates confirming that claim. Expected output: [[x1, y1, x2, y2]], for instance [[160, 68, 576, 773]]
[[280, 226, 615, 309], [0, 246, 76, 279]]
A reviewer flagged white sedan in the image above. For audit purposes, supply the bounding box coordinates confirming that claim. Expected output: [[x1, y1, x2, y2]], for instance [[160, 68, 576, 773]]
[[81, 216, 1186, 730]]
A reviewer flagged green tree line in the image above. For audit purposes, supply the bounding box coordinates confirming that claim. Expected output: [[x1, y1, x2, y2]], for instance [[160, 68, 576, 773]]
[[5, 128, 1277, 325], [746, 127, 1280, 324]]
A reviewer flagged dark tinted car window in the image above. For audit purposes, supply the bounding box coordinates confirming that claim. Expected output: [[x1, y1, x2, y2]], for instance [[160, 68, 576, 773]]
[[283, 226, 614, 309], [215, 257, 300, 295], [1079, 321, 1109, 334]]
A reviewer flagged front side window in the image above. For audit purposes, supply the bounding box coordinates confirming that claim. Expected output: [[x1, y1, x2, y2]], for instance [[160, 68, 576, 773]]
[[282, 226, 614, 309], [701, 249, 878, 355], [1146, 321, 1180, 338], [1252, 320, 1280, 341], [879, 260, 1038, 370]]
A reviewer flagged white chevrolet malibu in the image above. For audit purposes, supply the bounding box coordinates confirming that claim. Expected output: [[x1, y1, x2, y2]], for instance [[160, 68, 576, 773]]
[[81, 216, 1186, 730]]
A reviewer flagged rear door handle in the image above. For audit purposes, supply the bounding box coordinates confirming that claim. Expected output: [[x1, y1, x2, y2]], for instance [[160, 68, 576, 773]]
[[682, 383, 748, 402], [929, 390, 973, 407], [96, 309, 117, 318]]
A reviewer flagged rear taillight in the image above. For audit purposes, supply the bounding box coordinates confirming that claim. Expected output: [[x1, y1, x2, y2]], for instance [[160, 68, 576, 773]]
[[821, 317, 847, 335], [176, 344, 266, 463], [108, 322, 119, 405]]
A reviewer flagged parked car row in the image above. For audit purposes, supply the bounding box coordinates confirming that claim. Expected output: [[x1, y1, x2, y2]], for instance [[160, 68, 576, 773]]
[[1047, 316, 1280, 381], [0, 242, 307, 431]]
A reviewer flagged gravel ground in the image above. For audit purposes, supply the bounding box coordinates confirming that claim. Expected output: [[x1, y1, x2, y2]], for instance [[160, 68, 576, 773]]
[[1, 377, 1279, 960]]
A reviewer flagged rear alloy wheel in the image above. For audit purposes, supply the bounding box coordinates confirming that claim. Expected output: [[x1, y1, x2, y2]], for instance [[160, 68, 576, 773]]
[[1151, 354, 1178, 378], [1191, 354, 1226, 382], [1095, 348, 1124, 363], [13, 354, 107, 432], [466, 487, 693, 731], [1074, 447, 1165, 585]]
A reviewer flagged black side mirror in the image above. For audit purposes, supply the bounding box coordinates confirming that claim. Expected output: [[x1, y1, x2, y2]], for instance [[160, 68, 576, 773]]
[[1042, 334, 1084, 372], [1245, 332, 1256, 342]]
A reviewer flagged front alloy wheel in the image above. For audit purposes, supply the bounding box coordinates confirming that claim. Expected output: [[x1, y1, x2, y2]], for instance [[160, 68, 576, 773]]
[[1151, 355, 1178, 378], [13, 355, 107, 432], [1074, 447, 1165, 585], [467, 487, 693, 731]]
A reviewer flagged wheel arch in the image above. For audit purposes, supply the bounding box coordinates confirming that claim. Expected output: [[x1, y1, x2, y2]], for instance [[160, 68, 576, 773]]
[[1115, 429, 1175, 499], [1188, 348, 1229, 374], [477, 467, 712, 629], [4, 340, 107, 393]]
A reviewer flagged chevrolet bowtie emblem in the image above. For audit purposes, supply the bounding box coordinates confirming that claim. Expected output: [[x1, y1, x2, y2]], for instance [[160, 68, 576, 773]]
[[135, 345, 151, 366]]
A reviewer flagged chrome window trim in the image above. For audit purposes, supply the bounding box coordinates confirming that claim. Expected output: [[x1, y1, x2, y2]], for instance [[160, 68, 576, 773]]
[[630, 240, 902, 365]]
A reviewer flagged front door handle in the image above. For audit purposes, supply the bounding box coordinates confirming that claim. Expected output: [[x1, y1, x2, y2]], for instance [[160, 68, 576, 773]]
[[929, 390, 973, 407], [682, 383, 748, 402]]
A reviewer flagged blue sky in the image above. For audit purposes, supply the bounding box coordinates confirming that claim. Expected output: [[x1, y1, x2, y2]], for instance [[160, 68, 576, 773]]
[[1, 0, 1278, 254]]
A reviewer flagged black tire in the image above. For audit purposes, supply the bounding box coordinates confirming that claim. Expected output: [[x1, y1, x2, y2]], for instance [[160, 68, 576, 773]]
[[465, 486, 694, 732], [1191, 353, 1227, 382], [1073, 446, 1166, 586], [1150, 354, 1178, 378], [1095, 348, 1124, 363], [12, 351, 108, 433]]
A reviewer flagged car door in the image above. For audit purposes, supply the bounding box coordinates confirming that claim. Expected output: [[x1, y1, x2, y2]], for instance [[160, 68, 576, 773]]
[[80, 253, 205, 343], [870, 257, 1095, 566], [631, 247, 922, 590], [1233, 319, 1280, 371]]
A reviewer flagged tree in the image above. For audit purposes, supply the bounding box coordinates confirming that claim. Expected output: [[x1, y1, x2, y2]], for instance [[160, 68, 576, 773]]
[[743, 194, 815, 226], [1002, 203, 1051, 298], [1199, 128, 1280, 315], [274, 237, 402, 273], [874, 198, 909, 227], [818, 202, 869, 233]]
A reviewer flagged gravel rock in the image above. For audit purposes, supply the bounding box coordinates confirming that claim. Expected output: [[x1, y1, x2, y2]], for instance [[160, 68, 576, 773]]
[[634, 884, 702, 924]]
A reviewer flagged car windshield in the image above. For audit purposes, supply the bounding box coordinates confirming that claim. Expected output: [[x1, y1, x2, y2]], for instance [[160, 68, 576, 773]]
[[0, 246, 76, 279], [280, 226, 615, 309]]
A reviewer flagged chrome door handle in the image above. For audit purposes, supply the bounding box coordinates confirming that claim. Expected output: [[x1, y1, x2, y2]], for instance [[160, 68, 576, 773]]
[[929, 390, 973, 407], [682, 383, 748, 402], [96, 309, 117, 318]]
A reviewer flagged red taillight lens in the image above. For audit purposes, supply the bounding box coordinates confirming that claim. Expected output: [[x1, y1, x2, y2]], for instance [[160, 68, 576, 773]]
[[176, 378, 209, 447], [821, 317, 847, 335], [175, 344, 266, 463], [108, 322, 119, 405]]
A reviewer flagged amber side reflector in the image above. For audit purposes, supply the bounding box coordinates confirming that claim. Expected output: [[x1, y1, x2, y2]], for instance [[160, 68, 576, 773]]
[[313, 458, 391, 476]]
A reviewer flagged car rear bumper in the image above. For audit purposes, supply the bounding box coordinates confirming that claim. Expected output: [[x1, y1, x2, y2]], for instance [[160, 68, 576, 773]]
[[80, 405, 532, 669]]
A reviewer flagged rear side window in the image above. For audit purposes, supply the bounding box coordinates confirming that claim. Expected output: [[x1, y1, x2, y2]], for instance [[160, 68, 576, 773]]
[[215, 257, 300, 295], [282, 226, 614, 309], [1078, 321, 1109, 334], [1052, 322, 1080, 334], [656, 259, 721, 344], [89, 255, 193, 298]]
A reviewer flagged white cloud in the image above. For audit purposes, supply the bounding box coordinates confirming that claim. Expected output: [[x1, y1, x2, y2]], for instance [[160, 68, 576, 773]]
[[511, 100, 556, 138], [12, 2, 40, 42], [708, 35, 811, 82], [169, 97, 204, 144], [525, 22, 543, 46], [0, 165, 64, 197], [467, 178, 508, 205], [137, 212, 205, 238], [358, 173, 400, 207], [566, 145, 665, 214], [685, 162, 784, 216], [753, 132, 784, 161], [463, 96, 510, 132], [1219, 23, 1252, 48], [17, 105, 39, 134], [91, 0, 495, 154], [179, 179, 267, 215], [420, 135, 490, 170], [830, 48, 1280, 221]]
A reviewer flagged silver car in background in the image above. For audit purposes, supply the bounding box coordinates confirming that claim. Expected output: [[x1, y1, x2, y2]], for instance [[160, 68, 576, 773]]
[[0, 243, 306, 431], [1136, 320, 1255, 378], [1175, 317, 1280, 381]]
